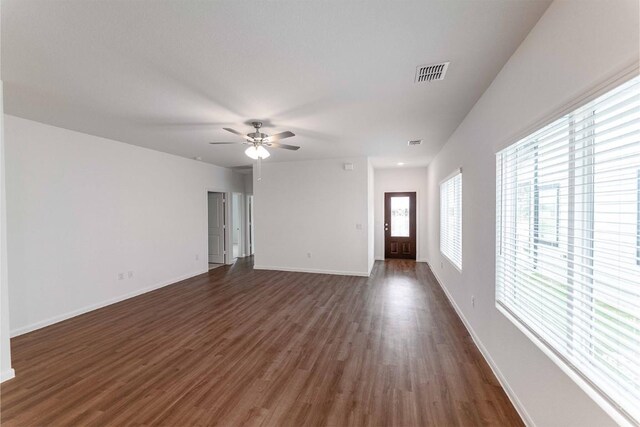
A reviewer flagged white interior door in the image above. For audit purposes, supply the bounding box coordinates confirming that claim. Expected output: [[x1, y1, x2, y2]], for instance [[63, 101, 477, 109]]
[[208, 192, 224, 263]]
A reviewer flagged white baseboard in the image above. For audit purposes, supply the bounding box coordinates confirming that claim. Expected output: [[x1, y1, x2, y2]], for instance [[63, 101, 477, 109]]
[[375, 257, 428, 263], [426, 261, 535, 427], [253, 265, 370, 277], [10, 269, 208, 337], [1, 368, 15, 383]]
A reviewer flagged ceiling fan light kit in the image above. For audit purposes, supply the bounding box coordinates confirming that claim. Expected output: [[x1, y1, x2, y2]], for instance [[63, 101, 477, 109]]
[[209, 121, 299, 181], [245, 145, 270, 160]]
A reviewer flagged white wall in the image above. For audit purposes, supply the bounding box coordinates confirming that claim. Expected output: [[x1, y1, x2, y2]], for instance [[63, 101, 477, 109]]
[[231, 192, 243, 257], [0, 82, 15, 382], [243, 173, 253, 257], [374, 167, 429, 261], [5, 115, 245, 336], [424, 1, 639, 426], [254, 157, 371, 276], [244, 173, 253, 195], [367, 160, 375, 273]]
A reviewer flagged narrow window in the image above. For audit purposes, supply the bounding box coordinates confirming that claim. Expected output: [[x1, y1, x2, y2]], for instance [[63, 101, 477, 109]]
[[440, 170, 462, 270]]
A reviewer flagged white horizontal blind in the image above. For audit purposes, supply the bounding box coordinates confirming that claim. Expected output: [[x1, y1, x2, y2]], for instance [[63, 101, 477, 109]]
[[440, 171, 462, 269], [496, 75, 640, 424]]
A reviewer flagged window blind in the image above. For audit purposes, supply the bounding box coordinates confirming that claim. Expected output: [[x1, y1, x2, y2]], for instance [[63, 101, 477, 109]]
[[496, 75, 640, 424], [441, 170, 462, 269]]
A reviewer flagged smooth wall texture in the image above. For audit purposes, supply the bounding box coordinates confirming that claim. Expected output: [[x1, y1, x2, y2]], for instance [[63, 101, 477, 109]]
[[5, 115, 244, 336], [1, 82, 15, 382], [244, 173, 254, 257], [367, 160, 375, 273], [374, 167, 429, 261], [424, 1, 639, 426], [254, 157, 371, 276]]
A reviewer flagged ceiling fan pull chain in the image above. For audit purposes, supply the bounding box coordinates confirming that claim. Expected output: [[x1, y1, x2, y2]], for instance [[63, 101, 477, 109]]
[[257, 156, 262, 181]]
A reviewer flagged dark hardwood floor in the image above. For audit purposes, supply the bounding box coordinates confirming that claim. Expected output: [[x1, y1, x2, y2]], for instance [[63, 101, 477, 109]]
[[1, 258, 523, 426]]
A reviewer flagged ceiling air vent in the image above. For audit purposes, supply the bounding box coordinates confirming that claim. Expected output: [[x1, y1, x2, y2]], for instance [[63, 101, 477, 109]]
[[415, 62, 449, 83], [408, 139, 422, 146]]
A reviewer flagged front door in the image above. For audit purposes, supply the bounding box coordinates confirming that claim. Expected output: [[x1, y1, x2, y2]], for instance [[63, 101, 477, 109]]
[[208, 192, 225, 263], [384, 192, 416, 259]]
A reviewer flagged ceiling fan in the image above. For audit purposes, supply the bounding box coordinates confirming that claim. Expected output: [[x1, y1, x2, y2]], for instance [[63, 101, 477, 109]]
[[210, 121, 299, 159], [210, 121, 299, 180]]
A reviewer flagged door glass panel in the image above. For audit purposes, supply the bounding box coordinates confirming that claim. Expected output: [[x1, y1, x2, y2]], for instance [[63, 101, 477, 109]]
[[391, 196, 410, 237]]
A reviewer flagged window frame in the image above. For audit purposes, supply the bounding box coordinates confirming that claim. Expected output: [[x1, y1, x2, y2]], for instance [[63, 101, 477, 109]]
[[440, 169, 463, 271], [495, 71, 640, 427]]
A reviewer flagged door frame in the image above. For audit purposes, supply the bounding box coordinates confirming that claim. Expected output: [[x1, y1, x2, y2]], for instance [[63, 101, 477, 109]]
[[245, 194, 254, 256], [231, 192, 244, 259], [205, 189, 232, 266], [378, 189, 421, 261]]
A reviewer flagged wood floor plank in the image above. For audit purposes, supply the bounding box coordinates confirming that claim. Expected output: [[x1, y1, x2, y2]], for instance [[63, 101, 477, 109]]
[[1, 258, 524, 426]]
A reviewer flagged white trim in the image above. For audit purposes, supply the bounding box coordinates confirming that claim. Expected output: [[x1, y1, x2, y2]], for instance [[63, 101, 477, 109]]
[[427, 261, 535, 427], [253, 265, 370, 277], [205, 188, 230, 266], [375, 257, 428, 263], [10, 269, 207, 337], [1, 368, 15, 383], [494, 62, 639, 153], [496, 304, 636, 427], [439, 167, 462, 185], [440, 251, 462, 273], [230, 191, 244, 262]]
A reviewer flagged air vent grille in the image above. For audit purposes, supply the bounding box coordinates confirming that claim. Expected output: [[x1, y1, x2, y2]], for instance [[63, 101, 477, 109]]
[[408, 139, 422, 146], [415, 62, 449, 83]]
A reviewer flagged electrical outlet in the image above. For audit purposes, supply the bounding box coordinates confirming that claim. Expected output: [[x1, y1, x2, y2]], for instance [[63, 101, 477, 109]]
[[440, 261, 443, 269], [128, 271, 134, 279], [355, 223, 363, 230], [471, 296, 475, 308], [307, 252, 312, 258], [118, 273, 124, 280]]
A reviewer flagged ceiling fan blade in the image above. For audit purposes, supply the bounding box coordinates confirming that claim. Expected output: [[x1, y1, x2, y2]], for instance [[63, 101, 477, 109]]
[[209, 141, 246, 145], [267, 142, 300, 151], [223, 128, 246, 137], [265, 131, 295, 142]]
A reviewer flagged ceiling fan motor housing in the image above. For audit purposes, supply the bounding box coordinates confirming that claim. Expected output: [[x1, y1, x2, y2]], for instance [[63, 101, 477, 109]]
[[248, 132, 268, 141], [249, 121, 267, 142]]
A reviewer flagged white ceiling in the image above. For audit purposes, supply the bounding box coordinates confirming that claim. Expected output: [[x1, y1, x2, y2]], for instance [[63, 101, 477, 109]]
[[1, 0, 551, 169]]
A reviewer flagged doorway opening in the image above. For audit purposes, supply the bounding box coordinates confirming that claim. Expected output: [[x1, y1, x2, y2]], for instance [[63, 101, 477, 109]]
[[384, 192, 417, 259], [207, 191, 226, 269]]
